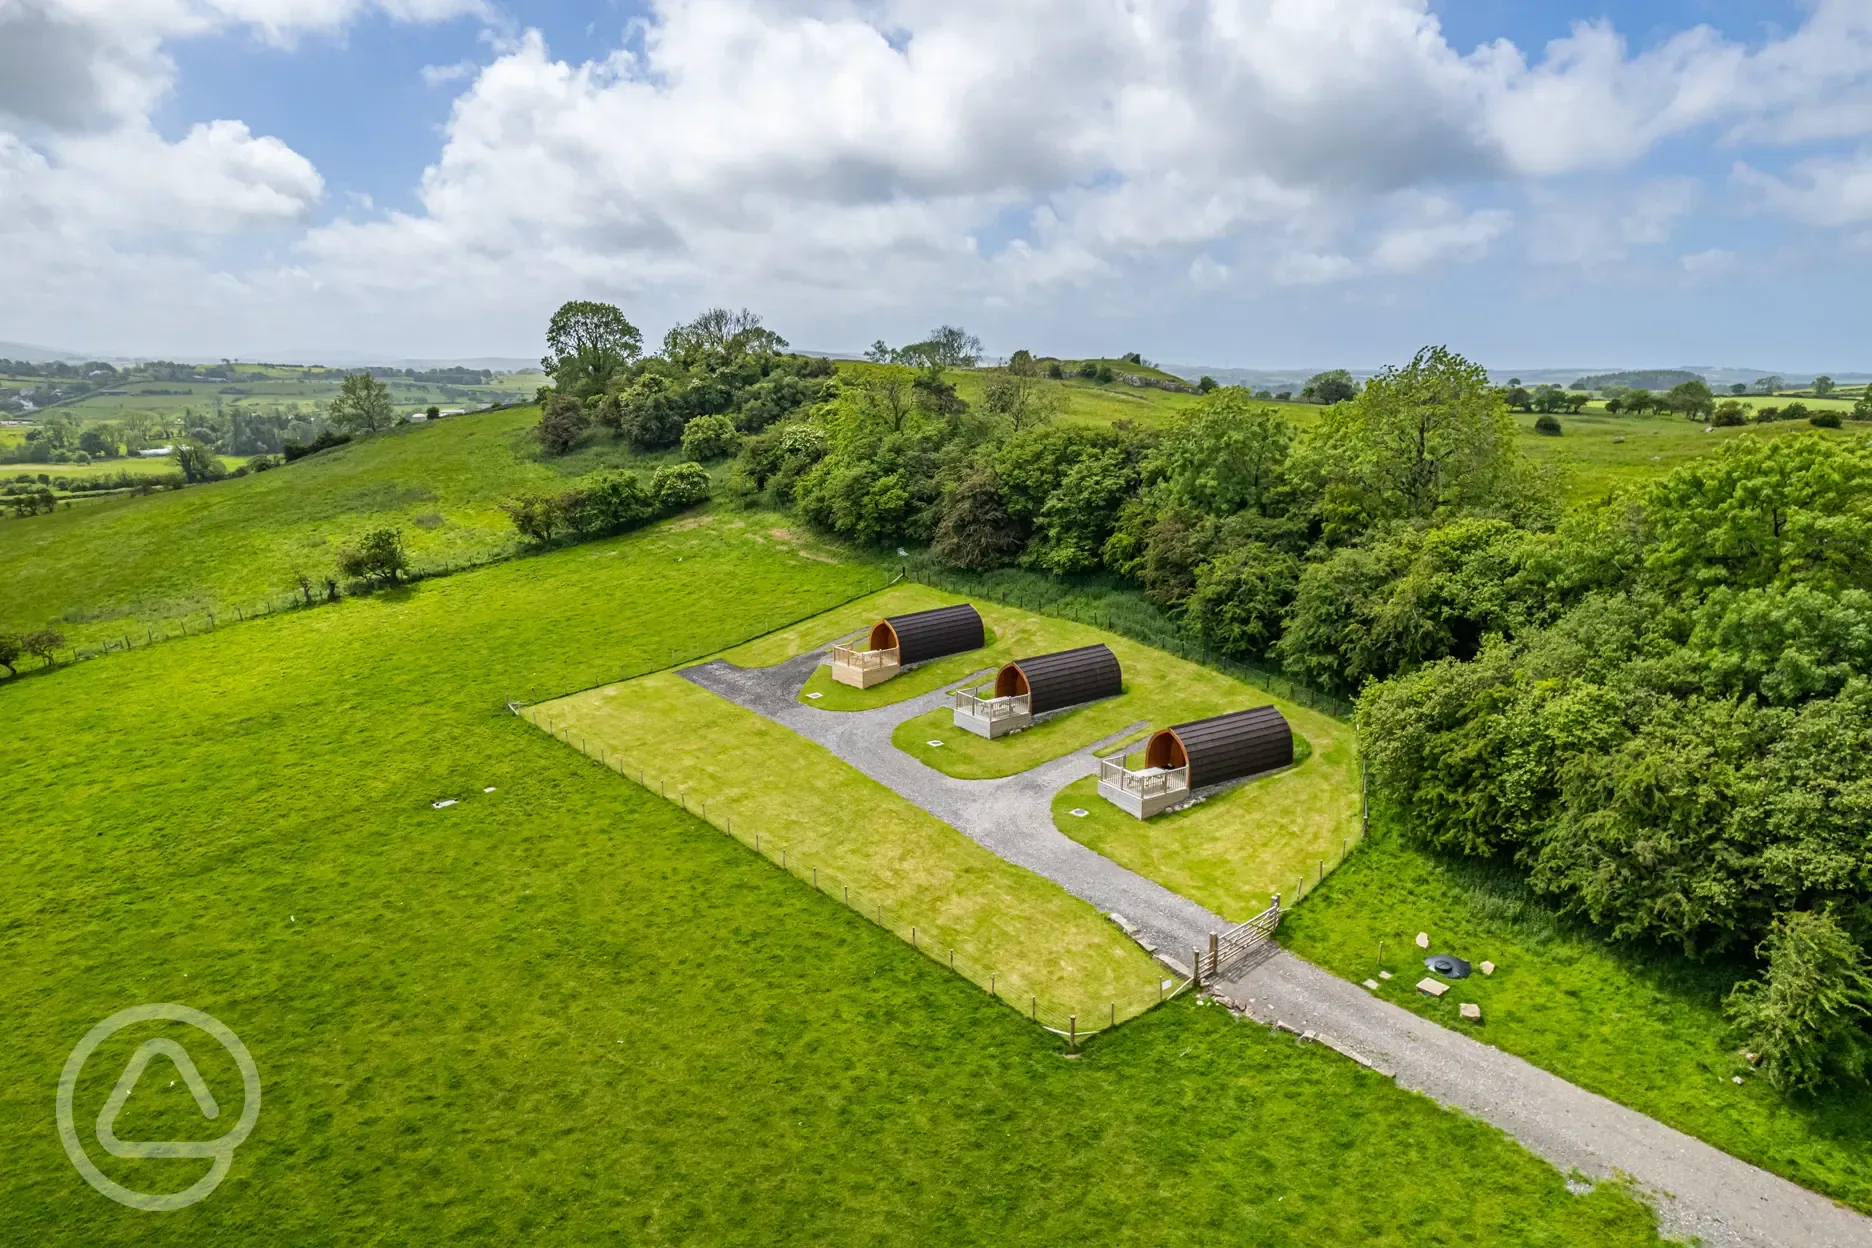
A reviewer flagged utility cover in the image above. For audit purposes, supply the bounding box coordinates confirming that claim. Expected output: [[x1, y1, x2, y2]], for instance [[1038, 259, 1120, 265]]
[[1425, 954, 1472, 979]]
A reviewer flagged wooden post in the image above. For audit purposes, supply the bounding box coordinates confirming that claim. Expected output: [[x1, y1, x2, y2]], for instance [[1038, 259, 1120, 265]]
[[812, 868, 817, 887], [911, 926, 917, 949], [1069, 1015, 1077, 1048], [1378, 939, 1384, 969], [1208, 932, 1219, 980], [949, 949, 954, 969], [1031, 996, 1036, 1021], [1110, 1002, 1115, 1028], [990, 974, 995, 998], [1192, 947, 1202, 989]]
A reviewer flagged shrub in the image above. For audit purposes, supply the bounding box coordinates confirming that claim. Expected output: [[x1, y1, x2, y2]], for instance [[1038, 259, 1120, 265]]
[[1094, 363, 1115, 384], [283, 429, 352, 461], [0, 632, 20, 675], [21, 627, 64, 667], [680, 413, 741, 461], [1781, 401, 1812, 422], [1726, 910, 1872, 1095], [1811, 410, 1843, 429], [1712, 400, 1748, 427], [336, 528, 407, 584], [1534, 414, 1562, 436], [500, 494, 566, 545], [1046, 362, 1065, 380], [1754, 406, 1781, 423], [1197, 376, 1218, 392], [651, 461, 711, 511], [537, 392, 587, 455]]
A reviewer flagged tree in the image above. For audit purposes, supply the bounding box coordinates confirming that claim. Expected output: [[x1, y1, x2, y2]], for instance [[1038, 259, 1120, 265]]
[[1726, 910, 1872, 1094], [1813, 375, 1836, 397], [922, 325, 982, 370], [1712, 399, 1749, 427], [77, 428, 115, 457], [327, 373, 398, 435], [501, 494, 566, 544], [1504, 386, 1532, 412], [651, 461, 711, 511], [426, 405, 441, 420], [337, 528, 406, 584], [1153, 390, 1292, 517], [681, 413, 741, 461], [536, 392, 588, 454], [864, 339, 893, 364], [1304, 345, 1532, 527], [172, 442, 225, 484], [981, 371, 1062, 431], [1300, 369, 1358, 405], [1184, 542, 1300, 658], [542, 301, 642, 399], [1731, 383, 1750, 395], [0, 632, 21, 676], [933, 466, 1023, 569], [1855, 390, 1872, 422], [1534, 414, 1562, 436], [22, 627, 64, 666], [1666, 378, 1715, 420], [1007, 349, 1036, 376], [1198, 376, 1218, 393], [1756, 375, 1784, 394]]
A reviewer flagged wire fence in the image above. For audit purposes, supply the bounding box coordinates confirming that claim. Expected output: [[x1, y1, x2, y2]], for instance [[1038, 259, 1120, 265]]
[[518, 705, 1191, 1043], [904, 557, 1355, 721]]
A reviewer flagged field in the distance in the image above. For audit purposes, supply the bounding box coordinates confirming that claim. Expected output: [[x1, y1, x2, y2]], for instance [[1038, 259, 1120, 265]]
[[0, 514, 1666, 1247]]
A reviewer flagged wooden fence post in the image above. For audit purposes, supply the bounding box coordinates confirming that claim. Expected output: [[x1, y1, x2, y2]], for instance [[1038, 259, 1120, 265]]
[[1192, 947, 1202, 990], [1069, 1015, 1077, 1048], [1208, 932, 1219, 981]]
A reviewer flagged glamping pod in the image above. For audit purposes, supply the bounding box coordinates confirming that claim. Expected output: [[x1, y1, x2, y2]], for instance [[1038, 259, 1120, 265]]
[[829, 602, 984, 689], [1098, 706, 1294, 819], [952, 644, 1122, 738]]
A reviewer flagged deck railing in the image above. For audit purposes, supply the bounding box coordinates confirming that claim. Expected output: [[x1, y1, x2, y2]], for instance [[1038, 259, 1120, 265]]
[[950, 690, 1031, 721], [830, 643, 900, 670], [1099, 756, 1190, 799]]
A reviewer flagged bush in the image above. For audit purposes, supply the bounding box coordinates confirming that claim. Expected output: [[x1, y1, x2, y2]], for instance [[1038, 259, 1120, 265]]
[[336, 528, 407, 584], [283, 429, 352, 461], [680, 413, 741, 461], [537, 392, 587, 455], [1046, 362, 1065, 380], [1077, 361, 1097, 379], [1712, 400, 1749, 427], [1781, 401, 1812, 423], [651, 461, 712, 511], [1533, 414, 1562, 436], [1726, 910, 1872, 1094], [1094, 364, 1115, 385], [21, 627, 65, 666], [1811, 410, 1843, 429]]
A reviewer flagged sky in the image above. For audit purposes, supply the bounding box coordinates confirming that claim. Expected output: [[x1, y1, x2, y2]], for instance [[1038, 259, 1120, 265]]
[[2, 0, 1870, 371]]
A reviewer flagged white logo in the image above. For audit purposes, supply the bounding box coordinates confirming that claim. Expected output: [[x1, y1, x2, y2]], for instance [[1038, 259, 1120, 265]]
[[57, 1004, 262, 1211]]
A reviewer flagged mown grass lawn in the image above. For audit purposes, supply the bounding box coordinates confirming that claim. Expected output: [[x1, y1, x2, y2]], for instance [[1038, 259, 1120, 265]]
[[1048, 729, 1353, 927], [529, 670, 1166, 1023], [0, 517, 1668, 1247], [1281, 824, 1872, 1215]]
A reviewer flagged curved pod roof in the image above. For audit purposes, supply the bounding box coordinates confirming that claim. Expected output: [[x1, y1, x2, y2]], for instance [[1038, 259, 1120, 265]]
[[1143, 706, 1292, 788], [992, 644, 1121, 714], [869, 603, 984, 665]]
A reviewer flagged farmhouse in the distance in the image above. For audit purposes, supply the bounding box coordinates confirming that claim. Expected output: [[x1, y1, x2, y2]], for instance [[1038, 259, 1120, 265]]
[[829, 603, 983, 688], [951, 644, 1122, 738], [1098, 706, 1294, 818]]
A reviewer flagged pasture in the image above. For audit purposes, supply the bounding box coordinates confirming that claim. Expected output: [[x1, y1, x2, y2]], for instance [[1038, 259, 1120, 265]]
[[0, 514, 1667, 1247]]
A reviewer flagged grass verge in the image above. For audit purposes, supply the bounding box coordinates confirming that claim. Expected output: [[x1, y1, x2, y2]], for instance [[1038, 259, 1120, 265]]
[[1280, 823, 1872, 1215]]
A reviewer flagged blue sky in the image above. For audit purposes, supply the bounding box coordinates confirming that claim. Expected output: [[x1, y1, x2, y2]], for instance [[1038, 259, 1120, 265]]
[[4, 0, 1871, 370]]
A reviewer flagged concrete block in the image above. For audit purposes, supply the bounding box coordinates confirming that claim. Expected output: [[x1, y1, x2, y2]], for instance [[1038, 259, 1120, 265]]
[[1416, 978, 1449, 998]]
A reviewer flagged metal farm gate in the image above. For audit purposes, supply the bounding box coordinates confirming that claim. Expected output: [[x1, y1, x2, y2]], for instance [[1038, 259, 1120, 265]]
[[1194, 896, 1282, 984]]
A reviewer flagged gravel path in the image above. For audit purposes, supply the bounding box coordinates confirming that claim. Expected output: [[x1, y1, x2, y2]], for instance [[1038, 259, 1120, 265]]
[[682, 650, 1872, 1248], [680, 653, 1230, 958], [1216, 951, 1872, 1248]]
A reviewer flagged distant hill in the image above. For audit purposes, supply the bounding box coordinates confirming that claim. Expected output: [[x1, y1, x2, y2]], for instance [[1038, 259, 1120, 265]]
[[1570, 369, 1704, 392], [0, 341, 87, 363]]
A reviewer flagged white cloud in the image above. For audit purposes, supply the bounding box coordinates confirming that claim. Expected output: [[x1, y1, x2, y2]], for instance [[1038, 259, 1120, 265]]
[[1527, 177, 1700, 265], [1733, 150, 1872, 227], [1680, 247, 1735, 275], [6, 0, 1872, 354]]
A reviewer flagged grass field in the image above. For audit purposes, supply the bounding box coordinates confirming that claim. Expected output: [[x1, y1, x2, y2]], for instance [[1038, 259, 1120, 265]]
[[0, 516, 1667, 1247], [0, 405, 681, 646], [528, 667, 1167, 1023], [1281, 822, 1872, 1215]]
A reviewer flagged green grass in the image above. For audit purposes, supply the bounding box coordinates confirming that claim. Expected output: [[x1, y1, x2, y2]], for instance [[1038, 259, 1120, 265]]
[[0, 406, 732, 646], [1048, 732, 1350, 926], [0, 517, 1667, 1246], [531, 667, 1164, 1023], [1511, 408, 1869, 501], [1281, 824, 1872, 1215], [886, 607, 1348, 784]]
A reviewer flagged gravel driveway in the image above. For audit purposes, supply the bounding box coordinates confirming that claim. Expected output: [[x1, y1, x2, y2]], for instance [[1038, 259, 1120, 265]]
[[681, 649, 1872, 1248]]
